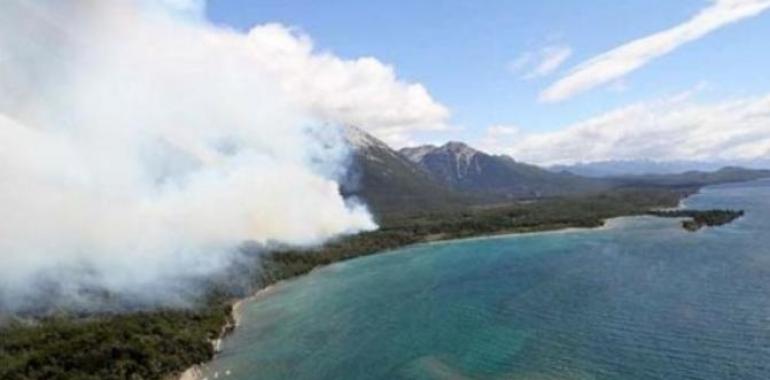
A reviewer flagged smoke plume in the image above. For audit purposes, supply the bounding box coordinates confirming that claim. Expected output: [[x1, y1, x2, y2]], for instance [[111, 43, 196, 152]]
[[0, 1, 378, 312]]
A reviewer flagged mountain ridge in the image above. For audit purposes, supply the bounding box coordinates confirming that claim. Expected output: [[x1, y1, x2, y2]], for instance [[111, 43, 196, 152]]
[[343, 127, 770, 219], [399, 141, 609, 198], [341, 127, 474, 220]]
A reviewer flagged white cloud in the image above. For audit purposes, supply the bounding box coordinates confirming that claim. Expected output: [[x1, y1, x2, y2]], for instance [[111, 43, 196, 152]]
[[510, 45, 572, 79], [531, 46, 573, 78], [479, 91, 770, 165], [0, 1, 448, 309], [2, 1, 448, 310], [244, 24, 450, 146], [541, 0, 770, 102]]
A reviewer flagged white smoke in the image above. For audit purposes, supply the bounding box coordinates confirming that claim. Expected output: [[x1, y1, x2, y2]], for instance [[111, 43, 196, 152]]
[[0, 1, 380, 311]]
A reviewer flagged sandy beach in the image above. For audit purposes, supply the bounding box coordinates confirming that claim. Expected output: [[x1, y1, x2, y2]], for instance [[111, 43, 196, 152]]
[[177, 283, 283, 380]]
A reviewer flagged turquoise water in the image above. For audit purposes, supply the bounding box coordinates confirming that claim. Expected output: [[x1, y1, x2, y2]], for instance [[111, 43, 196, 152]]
[[205, 180, 770, 379]]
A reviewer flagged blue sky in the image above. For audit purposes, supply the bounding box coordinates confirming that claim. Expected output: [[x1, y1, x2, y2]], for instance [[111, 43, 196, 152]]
[[206, 0, 770, 164]]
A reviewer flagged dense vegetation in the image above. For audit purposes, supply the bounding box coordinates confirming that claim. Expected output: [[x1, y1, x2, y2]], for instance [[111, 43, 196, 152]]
[[0, 307, 232, 380], [647, 209, 745, 231], [0, 186, 751, 380], [263, 188, 689, 283]]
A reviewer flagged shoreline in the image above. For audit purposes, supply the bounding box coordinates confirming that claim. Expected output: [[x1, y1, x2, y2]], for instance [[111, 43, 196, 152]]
[[416, 189, 699, 248], [176, 207, 693, 380], [178, 185, 736, 379], [176, 282, 292, 380]]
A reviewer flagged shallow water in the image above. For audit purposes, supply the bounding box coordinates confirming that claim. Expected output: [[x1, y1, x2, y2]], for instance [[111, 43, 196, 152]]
[[204, 180, 770, 380]]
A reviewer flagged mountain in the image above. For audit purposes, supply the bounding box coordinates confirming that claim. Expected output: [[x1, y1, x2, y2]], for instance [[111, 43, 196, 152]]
[[550, 160, 727, 177], [400, 142, 609, 198], [610, 166, 770, 188], [344, 128, 770, 219], [341, 127, 471, 219]]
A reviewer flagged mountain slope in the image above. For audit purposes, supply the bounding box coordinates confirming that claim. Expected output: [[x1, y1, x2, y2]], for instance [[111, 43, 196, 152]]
[[400, 142, 609, 198], [341, 128, 471, 219]]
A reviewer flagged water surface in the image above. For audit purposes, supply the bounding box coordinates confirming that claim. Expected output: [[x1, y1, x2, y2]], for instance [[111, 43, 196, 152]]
[[205, 180, 770, 379]]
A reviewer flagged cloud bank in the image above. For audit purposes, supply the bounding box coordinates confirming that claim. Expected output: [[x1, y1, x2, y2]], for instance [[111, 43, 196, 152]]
[[541, 0, 770, 102], [244, 24, 450, 147], [480, 91, 770, 165], [0, 1, 444, 311]]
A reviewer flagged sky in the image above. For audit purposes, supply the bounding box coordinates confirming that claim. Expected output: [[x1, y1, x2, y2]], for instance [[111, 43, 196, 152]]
[[206, 0, 770, 165]]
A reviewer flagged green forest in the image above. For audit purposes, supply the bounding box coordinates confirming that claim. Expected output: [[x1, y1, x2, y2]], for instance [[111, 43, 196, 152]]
[[647, 209, 745, 231]]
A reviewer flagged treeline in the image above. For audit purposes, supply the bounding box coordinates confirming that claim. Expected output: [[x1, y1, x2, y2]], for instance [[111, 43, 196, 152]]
[[0, 187, 695, 380], [647, 209, 745, 231]]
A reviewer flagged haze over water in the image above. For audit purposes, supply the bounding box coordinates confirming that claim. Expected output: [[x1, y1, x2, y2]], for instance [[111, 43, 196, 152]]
[[205, 180, 770, 379]]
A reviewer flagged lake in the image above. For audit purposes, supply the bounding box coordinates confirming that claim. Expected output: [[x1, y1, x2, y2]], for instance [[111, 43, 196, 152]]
[[203, 180, 770, 379]]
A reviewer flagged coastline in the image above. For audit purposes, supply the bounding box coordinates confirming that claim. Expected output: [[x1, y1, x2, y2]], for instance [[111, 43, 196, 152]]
[[176, 283, 288, 380], [176, 180, 770, 379], [174, 178, 768, 380], [416, 189, 700, 248], [176, 200, 696, 380]]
